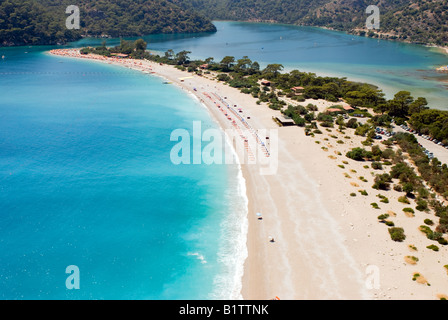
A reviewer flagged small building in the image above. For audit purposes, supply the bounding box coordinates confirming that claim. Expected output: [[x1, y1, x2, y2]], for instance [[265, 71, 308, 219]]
[[200, 64, 209, 69], [111, 53, 129, 59], [261, 80, 271, 86], [291, 86, 304, 95], [343, 105, 355, 113], [274, 116, 295, 127], [327, 108, 342, 114]]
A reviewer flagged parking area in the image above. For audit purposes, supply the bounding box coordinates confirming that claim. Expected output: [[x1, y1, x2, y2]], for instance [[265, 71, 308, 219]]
[[396, 124, 448, 164]]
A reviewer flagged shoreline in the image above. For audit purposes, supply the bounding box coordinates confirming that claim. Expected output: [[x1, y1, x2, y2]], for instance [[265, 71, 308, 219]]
[[48, 49, 448, 300]]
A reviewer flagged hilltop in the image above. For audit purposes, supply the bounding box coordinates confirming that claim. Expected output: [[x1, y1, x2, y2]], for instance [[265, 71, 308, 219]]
[[0, 0, 216, 46]]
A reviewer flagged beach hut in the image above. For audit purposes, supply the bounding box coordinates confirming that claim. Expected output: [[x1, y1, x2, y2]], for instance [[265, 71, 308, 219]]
[[111, 53, 129, 59], [275, 116, 295, 127], [343, 105, 355, 113], [261, 80, 271, 86], [291, 86, 304, 95], [327, 108, 342, 114]]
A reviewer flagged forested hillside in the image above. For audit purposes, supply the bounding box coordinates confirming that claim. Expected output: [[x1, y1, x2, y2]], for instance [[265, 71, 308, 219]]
[[177, 0, 448, 46], [0, 0, 216, 46], [2, 0, 447, 47]]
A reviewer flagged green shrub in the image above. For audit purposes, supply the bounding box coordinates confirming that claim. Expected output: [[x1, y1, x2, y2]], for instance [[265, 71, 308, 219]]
[[372, 173, 392, 190], [346, 148, 371, 161], [377, 194, 389, 203], [389, 227, 406, 242], [419, 225, 433, 238], [398, 196, 410, 204], [427, 244, 439, 252], [371, 202, 380, 209], [419, 225, 446, 244], [416, 200, 428, 212]]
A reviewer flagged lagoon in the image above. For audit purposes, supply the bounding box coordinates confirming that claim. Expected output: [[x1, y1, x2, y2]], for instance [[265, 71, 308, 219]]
[[72, 21, 448, 109]]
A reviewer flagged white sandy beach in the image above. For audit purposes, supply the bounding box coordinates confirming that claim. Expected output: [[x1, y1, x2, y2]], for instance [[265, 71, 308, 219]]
[[49, 49, 448, 300]]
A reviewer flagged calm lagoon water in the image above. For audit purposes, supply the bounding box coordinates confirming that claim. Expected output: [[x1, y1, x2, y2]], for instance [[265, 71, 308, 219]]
[[1, 20, 447, 300], [76, 21, 448, 109]]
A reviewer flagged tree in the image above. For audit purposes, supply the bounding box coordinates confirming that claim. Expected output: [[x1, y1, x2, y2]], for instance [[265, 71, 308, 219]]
[[205, 57, 215, 64], [235, 56, 252, 73], [134, 39, 147, 51], [250, 61, 261, 74], [346, 118, 358, 129], [175, 50, 191, 65], [387, 91, 414, 118], [345, 86, 385, 108], [118, 39, 134, 54], [408, 97, 428, 115], [293, 115, 306, 126], [262, 64, 284, 77], [346, 147, 368, 161], [220, 56, 235, 71], [165, 49, 175, 60], [374, 103, 389, 115]]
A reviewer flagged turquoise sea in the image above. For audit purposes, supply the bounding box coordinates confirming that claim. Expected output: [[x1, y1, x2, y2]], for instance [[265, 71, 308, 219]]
[[1, 20, 448, 300], [0, 47, 247, 299]]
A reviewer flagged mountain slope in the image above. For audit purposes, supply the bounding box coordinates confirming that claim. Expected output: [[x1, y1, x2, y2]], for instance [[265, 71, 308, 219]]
[[0, 0, 216, 46], [177, 0, 448, 46]]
